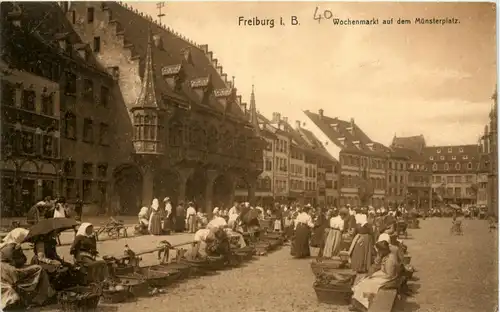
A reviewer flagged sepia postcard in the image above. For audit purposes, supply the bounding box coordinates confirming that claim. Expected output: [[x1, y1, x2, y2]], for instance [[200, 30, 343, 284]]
[[0, 1, 497, 312]]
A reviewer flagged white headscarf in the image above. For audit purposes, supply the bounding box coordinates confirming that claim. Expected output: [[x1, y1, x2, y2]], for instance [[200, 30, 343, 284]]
[[0, 228, 29, 248], [213, 207, 220, 215], [151, 198, 159, 211], [138, 207, 149, 218], [76, 222, 94, 237]]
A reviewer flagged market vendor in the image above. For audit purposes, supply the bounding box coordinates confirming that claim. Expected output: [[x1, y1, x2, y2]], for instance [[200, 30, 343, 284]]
[[1, 228, 55, 310]]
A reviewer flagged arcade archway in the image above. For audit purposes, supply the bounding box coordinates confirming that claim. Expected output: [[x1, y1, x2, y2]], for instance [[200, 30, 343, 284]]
[[185, 168, 207, 210], [153, 169, 180, 206], [213, 174, 233, 210], [113, 164, 143, 215]]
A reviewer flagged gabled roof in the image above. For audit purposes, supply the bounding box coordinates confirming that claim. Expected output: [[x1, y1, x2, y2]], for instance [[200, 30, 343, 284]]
[[99, 2, 246, 119], [423, 144, 480, 161], [390, 147, 425, 162], [391, 135, 426, 153], [304, 110, 387, 157]]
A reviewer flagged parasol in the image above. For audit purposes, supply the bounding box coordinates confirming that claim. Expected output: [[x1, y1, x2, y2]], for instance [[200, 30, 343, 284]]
[[24, 218, 78, 243]]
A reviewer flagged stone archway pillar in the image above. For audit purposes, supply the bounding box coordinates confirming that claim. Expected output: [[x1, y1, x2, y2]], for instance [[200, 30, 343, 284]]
[[176, 168, 194, 204], [205, 169, 218, 215], [141, 165, 154, 207]]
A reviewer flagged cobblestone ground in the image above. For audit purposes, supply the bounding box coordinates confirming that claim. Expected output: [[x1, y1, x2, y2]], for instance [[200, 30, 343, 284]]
[[395, 217, 498, 312], [32, 217, 497, 312]]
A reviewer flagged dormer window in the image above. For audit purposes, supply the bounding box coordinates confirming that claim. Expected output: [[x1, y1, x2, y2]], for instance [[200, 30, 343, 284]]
[[448, 147, 452, 153], [451, 156, 456, 160], [352, 140, 361, 149], [437, 148, 441, 153], [463, 155, 468, 160], [338, 137, 345, 146], [330, 123, 338, 131], [366, 143, 374, 150], [346, 126, 354, 135], [459, 147, 464, 153], [162, 64, 185, 92], [440, 156, 444, 160], [429, 156, 434, 160]]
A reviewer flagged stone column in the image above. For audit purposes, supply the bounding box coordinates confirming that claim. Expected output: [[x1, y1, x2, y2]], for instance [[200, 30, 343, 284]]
[[205, 169, 218, 215], [141, 165, 154, 207], [176, 168, 193, 204]]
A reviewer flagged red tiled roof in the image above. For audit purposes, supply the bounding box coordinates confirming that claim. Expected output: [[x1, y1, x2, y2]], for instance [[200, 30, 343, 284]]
[[304, 110, 387, 157]]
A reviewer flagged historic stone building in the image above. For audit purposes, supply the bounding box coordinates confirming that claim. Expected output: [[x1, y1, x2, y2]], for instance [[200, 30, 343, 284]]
[[304, 109, 387, 208], [390, 135, 432, 210], [55, 2, 264, 214], [1, 6, 63, 215]]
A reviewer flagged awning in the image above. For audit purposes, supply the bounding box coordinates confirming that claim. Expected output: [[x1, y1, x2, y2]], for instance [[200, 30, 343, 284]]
[[448, 204, 461, 210]]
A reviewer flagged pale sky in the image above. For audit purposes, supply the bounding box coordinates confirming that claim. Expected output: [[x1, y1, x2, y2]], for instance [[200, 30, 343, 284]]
[[131, 1, 497, 146]]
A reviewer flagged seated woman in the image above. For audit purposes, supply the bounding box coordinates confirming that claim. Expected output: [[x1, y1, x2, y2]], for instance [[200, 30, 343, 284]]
[[136, 207, 150, 234], [70, 223, 108, 283], [30, 232, 79, 290], [1, 228, 55, 310], [350, 241, 400, 312]]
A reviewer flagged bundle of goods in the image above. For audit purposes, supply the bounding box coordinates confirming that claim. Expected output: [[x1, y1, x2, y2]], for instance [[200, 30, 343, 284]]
[[233, 246, 255, 261], [137, 266, 181, 288], [57, 285, 102, 312], [338, 250, 350, 262], [310, 257, 347, 277], [205, 255, 227, 270], [313, 270, 356, 305]]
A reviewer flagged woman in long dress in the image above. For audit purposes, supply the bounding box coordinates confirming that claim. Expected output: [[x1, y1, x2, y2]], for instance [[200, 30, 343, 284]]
[[1, 228, 55, 310], [291, 206, 315, 258], [186, 202, 197, 233], [137, 207, 149, 233], [321, 208, 345, 258], [148, 199, 163, 235], [350, 241, 400, 311], [175, 202, 186, 232], [349, 219, 375, 274], [310, 208, 327, 248]]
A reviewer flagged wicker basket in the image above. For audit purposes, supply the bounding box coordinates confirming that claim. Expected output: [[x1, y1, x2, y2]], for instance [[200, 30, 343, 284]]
[[311, 259, 346, 277], [313, 284, 352, 305], [206, 255, 227, 270], [101, 287, 129, 303], [136, 267, 177, 288], [115, 274, 149, 297], [339, 251, 350, 262], [57, 286, 101, 312]]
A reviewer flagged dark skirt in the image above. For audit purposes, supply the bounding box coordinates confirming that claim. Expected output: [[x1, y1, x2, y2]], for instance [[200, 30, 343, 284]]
[[175, 216, 185, 232], [291, 223, 311, 258], [350, 234, 374, 273], [149, 212, 163, 235], [310, 225, 326, 248]]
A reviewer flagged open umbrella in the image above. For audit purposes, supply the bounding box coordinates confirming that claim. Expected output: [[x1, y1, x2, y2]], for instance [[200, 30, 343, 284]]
[[24, 218, 78, 243]]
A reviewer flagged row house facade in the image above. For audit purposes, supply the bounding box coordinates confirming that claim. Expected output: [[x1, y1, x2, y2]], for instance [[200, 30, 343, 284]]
[[424, 144, 483, 207], [390, 135, 432, 210], [303, 109, 387, 208], [479, 88, 497, 215]]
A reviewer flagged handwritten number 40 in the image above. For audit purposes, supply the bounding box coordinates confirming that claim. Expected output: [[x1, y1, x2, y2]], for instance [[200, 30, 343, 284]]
[[313, 6, 333, 23]]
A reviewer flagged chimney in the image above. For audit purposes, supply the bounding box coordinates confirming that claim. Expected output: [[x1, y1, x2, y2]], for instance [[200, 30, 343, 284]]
[[350, 118, 355, 127], [272, 112, 279, 123], [295, 120, 301, 129], [153, 34, 163, 49], [319, 109, 324, 118], [283, 116, 288, 124], [276, 113, 281, 122]]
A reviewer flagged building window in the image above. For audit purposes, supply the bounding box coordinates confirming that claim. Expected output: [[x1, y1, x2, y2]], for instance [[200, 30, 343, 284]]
[[87, 7, 94, 23], [459, 147, 464, 153], [100, 86, 109, 107], [42, 135, 54, 157], [82, 162, 93, 176], [98, 123, 109, 145], [22, 89, 36, 111], [83, 79, 93, 102], [2, 80, 16, 106], [41, 92, 54, 115], [83, 118, 94, 143], [463, 155, 468, 160], [455, 163, 461, 170], [429, 156, 434, 161], [65, 72, 77, 95], [93, 36, 101, 53], [65, 178, 77, 199], [82, 180, 93, 202], [444, 163, 449, 171], [451, 156, 456, 160], [97, 163, 108, 179], [21, 131, 35, 154], [64, 112, 77, 139], [467, 162, 472, 170], [447, 147, 452, 153], [437, 148, 441, 153], [265, 159, 272, 171], [71, 11, 76, 23]]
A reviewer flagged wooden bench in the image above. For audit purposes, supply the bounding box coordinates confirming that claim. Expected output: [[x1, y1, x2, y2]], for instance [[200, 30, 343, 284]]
[[368, 288, 398, 312]]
